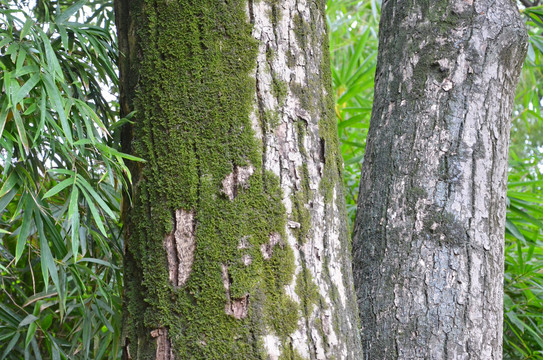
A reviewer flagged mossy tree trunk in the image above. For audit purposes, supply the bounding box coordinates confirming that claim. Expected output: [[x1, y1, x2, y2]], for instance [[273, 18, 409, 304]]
[[352, 1, 527, 358], [115, 0, 362, 359]]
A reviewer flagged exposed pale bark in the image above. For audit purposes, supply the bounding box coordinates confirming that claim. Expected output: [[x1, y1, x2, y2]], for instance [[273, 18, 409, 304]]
[[352, 1, 527, 359], [115, 0, 361, 359]]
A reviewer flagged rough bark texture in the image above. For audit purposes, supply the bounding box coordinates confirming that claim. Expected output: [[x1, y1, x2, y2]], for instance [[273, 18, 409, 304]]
[[352, 1, 527, 359], [115, 0, 361, 359]]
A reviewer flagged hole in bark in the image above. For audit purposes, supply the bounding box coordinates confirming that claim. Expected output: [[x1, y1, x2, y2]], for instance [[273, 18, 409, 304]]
[[150, 327, 175, 360], [164, 209, 196, 287], [221, 164, 255, 200]]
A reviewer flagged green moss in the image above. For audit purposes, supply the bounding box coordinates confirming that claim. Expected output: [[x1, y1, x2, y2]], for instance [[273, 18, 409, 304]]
[[266, 46, 275, 62], [123, 1, 297, 358], [318, 18, 344, 204], [295, 264, 319, 315], [272, 77, 288, 106], [279, 346, 307, 360], [265, 0, 282, 27], [293, 13, 310, 49], [264, 110, 281, 130], [286, 49, 296, 68], [291, 164, 311, 243]]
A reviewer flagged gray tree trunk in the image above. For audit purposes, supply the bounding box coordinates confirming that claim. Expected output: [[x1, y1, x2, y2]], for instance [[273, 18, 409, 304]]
[[352, 1, 527, 359], [115, 0, 361, 359]]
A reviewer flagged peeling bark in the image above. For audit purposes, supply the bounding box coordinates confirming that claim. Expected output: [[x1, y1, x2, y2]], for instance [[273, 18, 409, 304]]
[[221, 165, 255, 201], [164, 209, 195, 287], [150, 328, 175, 360], [352, 1, 527, 359], [221, 264, 250, 319]]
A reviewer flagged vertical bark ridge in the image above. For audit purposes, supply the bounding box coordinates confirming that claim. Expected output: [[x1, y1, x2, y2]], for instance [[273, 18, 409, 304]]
[[249, 0, 362, 358], [353, 1, 527, 359]]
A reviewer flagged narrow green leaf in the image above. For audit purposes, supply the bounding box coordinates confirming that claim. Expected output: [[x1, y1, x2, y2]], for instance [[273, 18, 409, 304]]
[[0, 98, 10, 139], [12, 107, 29, 153], [42, 177, 74, 199], [12, 72, 40, 105], [38, 29, 63, 80], [344, 154, 364, 165], [24, 321, 37, 349], [47, 168, 76, 176], [505, 219, 526, 242], [33, 90, 47, 143], [19, 17, 33, 39], [80, 187, 107, 235], [0, 171, 19, 198], [42, 73, 72, 144], [15, 195, 34, 263], [76, 176, 116, 219], [0, 333, 20, 360], [77, 258, 115, 268], [71, 206, 80, 258], [15, 46, 27, 73], [18, 314, 38, 328], [338, 114, 369, 129], [55, 0, 88, 24]]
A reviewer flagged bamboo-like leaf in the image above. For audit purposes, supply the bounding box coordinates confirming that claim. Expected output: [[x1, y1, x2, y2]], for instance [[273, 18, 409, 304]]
[[79, 186, 107, 235], [24, 321, 37, 349], [19, 17, 33, 40], [55, 0, 88, 24], [0, 332, 21, 360], [12, 107, 29, 153], [71, 207, 80, 258], [38, 29, 63, 81], [76, 175, 116, 219], [0, 98, 9, 139], [0, 170, 19, 198], [42, 72, 72, 144], [15, 195, 34, 263], [18, 314, 38, 328], [12, 72, 40, 106], [42, 177, 74, 199], [506, 219, 527, 242]]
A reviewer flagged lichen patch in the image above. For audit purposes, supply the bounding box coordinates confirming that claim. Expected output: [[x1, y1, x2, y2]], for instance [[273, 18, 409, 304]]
[[164, 209, 195, 287]]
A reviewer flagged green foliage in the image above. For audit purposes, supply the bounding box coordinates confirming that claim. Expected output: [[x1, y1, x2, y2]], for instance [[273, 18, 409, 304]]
[[0, 1, 137, 358], [504, 154, 543, 359], [327, 0, 379, 223], [502, 5, 543, 359]]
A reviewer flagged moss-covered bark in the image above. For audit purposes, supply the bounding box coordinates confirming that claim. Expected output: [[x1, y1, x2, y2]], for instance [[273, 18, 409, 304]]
[[115, 0, 361, 359]]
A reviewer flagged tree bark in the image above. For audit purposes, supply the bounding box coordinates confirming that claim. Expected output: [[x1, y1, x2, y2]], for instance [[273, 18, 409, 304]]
[[352, 1, 527, 359], [115, 1, 361, 359]]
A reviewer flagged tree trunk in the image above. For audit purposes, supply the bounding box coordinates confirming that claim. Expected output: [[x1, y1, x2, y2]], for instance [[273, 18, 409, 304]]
[[352, 1, 527, 359], [115, 1, 362, 359]]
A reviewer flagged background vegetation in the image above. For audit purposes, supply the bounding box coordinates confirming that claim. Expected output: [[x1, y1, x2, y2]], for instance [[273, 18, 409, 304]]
[[0, 0, 541, 358]]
